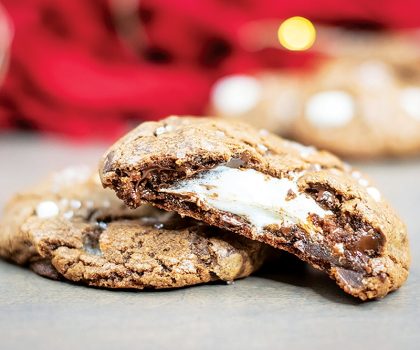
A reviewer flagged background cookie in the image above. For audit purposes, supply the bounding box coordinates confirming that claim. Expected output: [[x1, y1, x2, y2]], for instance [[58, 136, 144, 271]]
[[101, 116, 410, 300], [0, 166, 266, 289], [210, 30, 420, 158]]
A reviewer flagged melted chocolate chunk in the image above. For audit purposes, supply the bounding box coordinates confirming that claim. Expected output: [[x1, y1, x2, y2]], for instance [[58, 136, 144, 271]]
[[225, 157, 245, 169], [139, 212, 198, 230], [336, 268, 364, 289], [30, 259, 62, 280], [354, 234, 384, 254], [103, 150, 115, 173], [138, 166, 174, 186], [225, 152, 254, 169]]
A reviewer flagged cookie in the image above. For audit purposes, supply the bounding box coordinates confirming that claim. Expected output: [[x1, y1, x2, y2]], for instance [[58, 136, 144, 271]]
[[0, 166, 266, 289], [100, 116, 410, 300], [210, 31, 420, 158], [210, 72, 302, 137]]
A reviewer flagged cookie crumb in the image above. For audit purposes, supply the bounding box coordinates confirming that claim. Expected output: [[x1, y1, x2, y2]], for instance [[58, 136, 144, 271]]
[[285, 189, 297, 201]]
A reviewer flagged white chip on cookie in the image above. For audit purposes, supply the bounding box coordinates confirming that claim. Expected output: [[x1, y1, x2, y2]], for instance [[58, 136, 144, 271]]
[[36, 201, 59, 218], [211, 75, 262, 115], [305, 90, 355, 128], [400, 87, 420, 121]]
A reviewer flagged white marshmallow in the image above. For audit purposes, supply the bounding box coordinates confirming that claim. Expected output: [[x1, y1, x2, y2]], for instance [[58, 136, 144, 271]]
[[211, 75, 262, 115], [163, 166, 330, 232], [400, 87, 420, 121], [305, 90, 355, 128], [356, 61, 392, 89], [36, 201, 59, 218]]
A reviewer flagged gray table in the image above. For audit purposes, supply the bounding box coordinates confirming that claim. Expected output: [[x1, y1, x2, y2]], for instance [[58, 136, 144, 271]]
[[1, 133, 419, 350]]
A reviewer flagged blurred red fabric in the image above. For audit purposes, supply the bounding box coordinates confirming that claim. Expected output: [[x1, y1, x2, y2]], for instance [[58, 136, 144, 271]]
[[0, 0, 420, 139]]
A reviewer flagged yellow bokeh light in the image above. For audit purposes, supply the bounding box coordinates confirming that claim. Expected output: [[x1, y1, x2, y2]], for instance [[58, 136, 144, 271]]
[[277, 16, 316, 51]]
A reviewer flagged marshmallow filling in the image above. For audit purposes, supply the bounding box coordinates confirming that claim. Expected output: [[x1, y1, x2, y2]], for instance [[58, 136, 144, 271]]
[[156, 165, 384, 281], [162, 166, 330, 233]]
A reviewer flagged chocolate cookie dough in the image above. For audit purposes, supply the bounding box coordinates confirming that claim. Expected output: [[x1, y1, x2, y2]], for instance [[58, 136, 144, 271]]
[[100, 116, 410, 300], [0, 166, 266, 289]]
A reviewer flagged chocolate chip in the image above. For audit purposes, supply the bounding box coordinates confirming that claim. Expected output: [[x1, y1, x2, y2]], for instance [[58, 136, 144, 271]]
[[354, 234, 383, 254], [336, 268, 364, 289], [30, 259, 62, 280], [225, 158, 245, 169], [103, 151, 115, 173]]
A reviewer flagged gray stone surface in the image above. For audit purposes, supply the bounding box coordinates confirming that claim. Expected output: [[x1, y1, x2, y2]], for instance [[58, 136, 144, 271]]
[[0, 133, 419, 350]]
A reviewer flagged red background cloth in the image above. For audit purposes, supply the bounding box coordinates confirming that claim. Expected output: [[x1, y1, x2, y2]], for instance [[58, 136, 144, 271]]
[[1, 0, 420, 139]]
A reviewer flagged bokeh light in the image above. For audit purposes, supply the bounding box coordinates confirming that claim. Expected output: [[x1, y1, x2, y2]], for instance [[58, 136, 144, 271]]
[[277, 16, 316, 51]]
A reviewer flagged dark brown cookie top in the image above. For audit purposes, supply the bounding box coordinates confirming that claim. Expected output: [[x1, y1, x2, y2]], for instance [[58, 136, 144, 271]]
[[0, 166, 265, 289], [100, 116, 410, 300]]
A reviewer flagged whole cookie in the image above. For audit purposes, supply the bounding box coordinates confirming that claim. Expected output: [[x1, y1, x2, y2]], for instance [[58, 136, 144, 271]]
[[100, 116, 410, 300], [0, 166, 266, 289], [210, 31, 420, 158]]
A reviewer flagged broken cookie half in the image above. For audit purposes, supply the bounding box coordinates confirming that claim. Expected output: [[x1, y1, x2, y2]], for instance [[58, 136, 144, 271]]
[[0, 166, 266, 289], [100, 116, 410, 300]]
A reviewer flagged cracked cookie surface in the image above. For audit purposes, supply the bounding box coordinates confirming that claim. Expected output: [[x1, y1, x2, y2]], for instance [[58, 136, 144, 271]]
[[100, 116, 410, 299], [0, 166, 266, 289]]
